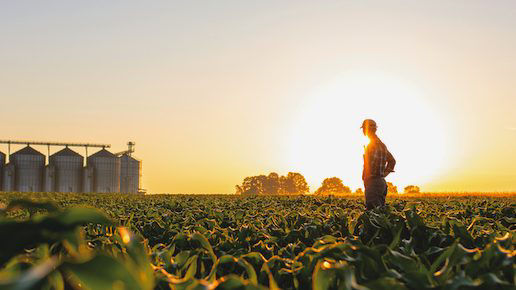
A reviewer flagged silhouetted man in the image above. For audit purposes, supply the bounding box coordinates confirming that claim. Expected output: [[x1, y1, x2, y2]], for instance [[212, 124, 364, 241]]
[[361, 119, 396, 210]]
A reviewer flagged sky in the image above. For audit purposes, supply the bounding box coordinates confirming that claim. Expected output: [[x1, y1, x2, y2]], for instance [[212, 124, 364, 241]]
[[1, 1, 515, 193]]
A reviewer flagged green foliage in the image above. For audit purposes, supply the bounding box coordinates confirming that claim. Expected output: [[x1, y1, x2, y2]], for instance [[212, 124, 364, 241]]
[[0, 198, 153, 290], [0, 193, 514, 289]]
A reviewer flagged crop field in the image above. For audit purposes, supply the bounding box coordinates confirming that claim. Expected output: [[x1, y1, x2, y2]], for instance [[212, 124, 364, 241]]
[[0, 193, 514, 290]]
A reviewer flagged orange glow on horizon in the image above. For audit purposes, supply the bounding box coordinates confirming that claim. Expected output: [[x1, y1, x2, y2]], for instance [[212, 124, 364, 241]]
[[1, 2, 515, 193]]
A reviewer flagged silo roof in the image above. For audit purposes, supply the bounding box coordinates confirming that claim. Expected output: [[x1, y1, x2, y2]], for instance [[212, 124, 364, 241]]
[[120, 153, 140, 162], [11, 146, 44, 156], [88, 148, 116, 158], [51, 147, 83, 157]]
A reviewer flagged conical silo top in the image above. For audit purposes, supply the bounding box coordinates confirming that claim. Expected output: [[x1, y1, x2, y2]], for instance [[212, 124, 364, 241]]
[[11, 146, 45, 157], [88, 148, 116, 159], [52, 147, 82, 157], [120, 152, 140, 162]]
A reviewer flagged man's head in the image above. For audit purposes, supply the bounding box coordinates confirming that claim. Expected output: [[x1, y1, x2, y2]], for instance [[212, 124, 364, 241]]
[[361, 119, 377, 137]]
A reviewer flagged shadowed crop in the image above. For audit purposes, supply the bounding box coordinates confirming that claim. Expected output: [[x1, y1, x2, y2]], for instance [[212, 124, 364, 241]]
[[0, 193, 514, 289]]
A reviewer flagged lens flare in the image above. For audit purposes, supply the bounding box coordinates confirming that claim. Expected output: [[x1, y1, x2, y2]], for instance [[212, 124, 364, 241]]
[[117, 227, 131, 244]]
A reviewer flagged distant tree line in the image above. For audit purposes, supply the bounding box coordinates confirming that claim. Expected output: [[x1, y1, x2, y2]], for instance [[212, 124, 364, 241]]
[[388, 183, 421, 194], [388, 183, 422, 194], [236, 172, 421, 195], [404, 185, 421, 194], [236, 172, 309, 195]]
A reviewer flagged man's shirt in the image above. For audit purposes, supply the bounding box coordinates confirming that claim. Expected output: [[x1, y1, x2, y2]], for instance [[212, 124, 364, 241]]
[[362, 135, 396, 180]]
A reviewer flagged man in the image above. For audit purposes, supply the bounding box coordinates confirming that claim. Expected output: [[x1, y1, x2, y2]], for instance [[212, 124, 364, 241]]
[[361, 119, 396, 210]]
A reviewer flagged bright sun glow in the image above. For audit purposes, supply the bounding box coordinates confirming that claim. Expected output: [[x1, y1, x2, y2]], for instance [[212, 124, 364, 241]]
[[284, 71, 452, 192]]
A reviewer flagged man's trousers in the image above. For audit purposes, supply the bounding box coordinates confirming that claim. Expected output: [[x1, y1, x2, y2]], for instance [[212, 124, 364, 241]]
[[364, 177, 387, 210]]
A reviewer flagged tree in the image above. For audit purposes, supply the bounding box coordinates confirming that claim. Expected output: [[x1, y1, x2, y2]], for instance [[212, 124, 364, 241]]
[[280, 172, 310, 195], [264, 172, 280, 195], [404, 185, 421, 194], [236, 172, 309, 195], [387, 182, 398, 194], [314, 177, 351, 195], [355, 188, 364, 195], [236, 175, 265, 195]]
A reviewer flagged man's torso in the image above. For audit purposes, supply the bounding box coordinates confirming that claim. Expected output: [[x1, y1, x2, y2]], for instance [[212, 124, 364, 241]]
[[363, 136, 389, 181]]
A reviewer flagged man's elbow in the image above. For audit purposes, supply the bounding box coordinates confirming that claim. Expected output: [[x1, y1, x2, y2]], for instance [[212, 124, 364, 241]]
[[388, 158, 396, 170]]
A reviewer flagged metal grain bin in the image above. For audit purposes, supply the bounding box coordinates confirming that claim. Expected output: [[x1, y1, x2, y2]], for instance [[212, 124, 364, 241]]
[[82, 166, 94, 193], [2, 163, 15, 192], [44, 165, 56, 192], [120, 153, 141, 194], [10, 146, 45, 192], [0, 152, 5, 190], [50, 147, 84, 193], [87, 149, 120, 193]]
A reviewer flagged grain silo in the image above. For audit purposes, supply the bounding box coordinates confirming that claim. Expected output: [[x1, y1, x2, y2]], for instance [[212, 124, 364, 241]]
[[82, 166, 94, 193], [120, 153, 141, 194], [2, 164, 15, 192], [10, 146, 45, 192], [87, 148, 120, 193], [43, 165, 55, 192], [0, 151, 5, 190], [49, 147, 84, 193]]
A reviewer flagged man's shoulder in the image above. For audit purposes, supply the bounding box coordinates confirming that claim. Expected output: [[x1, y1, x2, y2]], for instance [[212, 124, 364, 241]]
[[370, 137, 387, 151], [369, 136, 383, 146]]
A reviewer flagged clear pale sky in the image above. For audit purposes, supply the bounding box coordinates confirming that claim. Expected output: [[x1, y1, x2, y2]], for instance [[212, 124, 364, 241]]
[[1, 1, 515, 193]]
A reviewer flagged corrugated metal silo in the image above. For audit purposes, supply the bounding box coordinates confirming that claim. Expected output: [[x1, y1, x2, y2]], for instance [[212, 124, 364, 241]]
[[2, 164, 15, 192], [120, 154, 141, 194], [82, 166, 94, 192], [10, 146, 45, 192], [0, 152, 5, 190], [44, 165, 56, 192], [50, 147, 84, 193], [87, 149, 120, 193]]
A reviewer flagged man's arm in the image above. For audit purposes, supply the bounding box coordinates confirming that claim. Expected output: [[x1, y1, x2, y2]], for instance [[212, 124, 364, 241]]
[[384, 149, 396, 177]]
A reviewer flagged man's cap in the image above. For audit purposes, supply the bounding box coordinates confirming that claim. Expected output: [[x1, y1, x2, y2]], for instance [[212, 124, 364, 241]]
[[360, 119, 377, 129]]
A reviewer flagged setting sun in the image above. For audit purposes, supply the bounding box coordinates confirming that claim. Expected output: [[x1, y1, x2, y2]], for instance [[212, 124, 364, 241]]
[[284, 71, 452, 191]]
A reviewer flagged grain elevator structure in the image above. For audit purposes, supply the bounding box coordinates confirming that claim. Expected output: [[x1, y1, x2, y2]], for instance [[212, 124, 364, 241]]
[[0, 152, 5, 190], [0, 140, 144, 194], [49, 147, 84, 193]]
